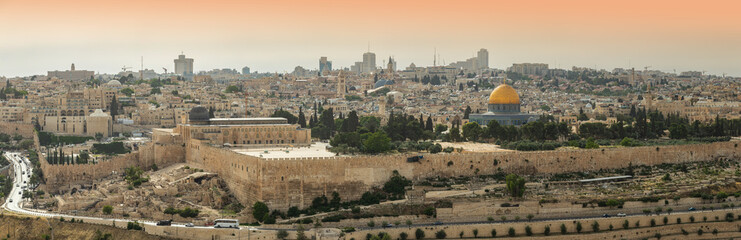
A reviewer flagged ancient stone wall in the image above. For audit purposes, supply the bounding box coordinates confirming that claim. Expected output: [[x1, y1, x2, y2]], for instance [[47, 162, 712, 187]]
[[36, 132, 186, 192], [183, 141, 739, 211], [0, 121, 35, 138]]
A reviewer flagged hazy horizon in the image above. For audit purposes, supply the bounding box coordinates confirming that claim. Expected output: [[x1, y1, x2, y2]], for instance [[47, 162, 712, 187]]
[[1, 0, 740, 77]]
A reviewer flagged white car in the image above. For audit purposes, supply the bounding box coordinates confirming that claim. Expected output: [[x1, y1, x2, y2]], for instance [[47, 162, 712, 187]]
[[617, 213, 627, 217]]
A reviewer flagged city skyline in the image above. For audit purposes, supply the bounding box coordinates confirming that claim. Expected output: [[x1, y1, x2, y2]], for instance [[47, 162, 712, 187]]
[[1, 0, 740, 77]]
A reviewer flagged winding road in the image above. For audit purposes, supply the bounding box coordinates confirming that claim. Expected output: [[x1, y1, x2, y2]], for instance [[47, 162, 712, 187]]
[[0, 152, 243, 231]]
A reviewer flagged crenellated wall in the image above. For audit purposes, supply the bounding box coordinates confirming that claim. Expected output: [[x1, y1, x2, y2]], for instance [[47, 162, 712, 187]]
[[36, 132, 185, 192], [182, 140, 740, 211], [0, 122, 35, 138]]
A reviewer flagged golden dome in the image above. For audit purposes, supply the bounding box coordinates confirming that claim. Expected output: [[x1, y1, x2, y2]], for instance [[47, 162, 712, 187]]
[[488, 84, 520, 104]]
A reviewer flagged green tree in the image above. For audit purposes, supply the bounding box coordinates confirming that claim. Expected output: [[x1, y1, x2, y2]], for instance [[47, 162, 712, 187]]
[[576, 222, 582, 233], [505, 174, 526, 198], [277, 230, 289, 240], [435, 230, 446, 239], [225, 85, 241, 93], [164, 207, 179, 218], [591, 221, 599, 232], [297, 108, 307, 128], [102, 205, 113, 215], [120, 88, 134, 97], [363, 131, 391, 154], [383, 170, 411, 198], [252, 201, 269, 221], [462, 122, 482, 141], [415, 229, 425, 239], [150, 87, 161, 95], [341, 111, 360, 132], [271, 109, 298, 124]]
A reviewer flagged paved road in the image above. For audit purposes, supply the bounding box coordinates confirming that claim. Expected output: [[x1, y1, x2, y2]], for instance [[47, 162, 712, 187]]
[[0, 152, 246, 231]]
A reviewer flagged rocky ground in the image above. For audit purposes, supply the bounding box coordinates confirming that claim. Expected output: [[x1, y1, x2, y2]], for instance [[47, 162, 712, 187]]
[[36, 163, 245, 224]]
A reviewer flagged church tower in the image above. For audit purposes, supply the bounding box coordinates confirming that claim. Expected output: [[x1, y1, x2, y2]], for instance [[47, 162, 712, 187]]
[[337, 71, 346, 98]]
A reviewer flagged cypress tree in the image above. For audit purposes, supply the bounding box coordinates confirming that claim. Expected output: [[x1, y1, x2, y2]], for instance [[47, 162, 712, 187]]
[[426, 116, 434, 131], [297, 107, 307, 128]]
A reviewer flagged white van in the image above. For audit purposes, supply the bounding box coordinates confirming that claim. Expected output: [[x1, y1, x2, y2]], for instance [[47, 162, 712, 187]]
[[214, 219, 239, 229]]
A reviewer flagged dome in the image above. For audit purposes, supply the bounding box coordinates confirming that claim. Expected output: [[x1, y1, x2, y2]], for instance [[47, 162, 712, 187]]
[[488, 84, 520, 105], [106, 80, 122, 85], [189, 106, 210, 122], [89, 109, 110, 117]]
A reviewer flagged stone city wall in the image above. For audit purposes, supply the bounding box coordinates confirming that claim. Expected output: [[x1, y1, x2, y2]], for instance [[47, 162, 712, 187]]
[[0, 121, 35, 138], [36, 132, 185, 192], [184, 140, 739, 211]]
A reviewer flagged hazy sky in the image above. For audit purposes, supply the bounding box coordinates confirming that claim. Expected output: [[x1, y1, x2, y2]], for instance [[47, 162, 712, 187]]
[[1, 0, 740, 77]]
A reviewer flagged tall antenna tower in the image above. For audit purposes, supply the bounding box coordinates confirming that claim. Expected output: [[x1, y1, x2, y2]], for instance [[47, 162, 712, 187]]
[[140, 56, 143, 81], [433, 47, 437, 67]]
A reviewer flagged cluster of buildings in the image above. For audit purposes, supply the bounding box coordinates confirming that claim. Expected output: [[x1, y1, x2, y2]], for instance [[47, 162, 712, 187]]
[[0, 50, 738, 142]]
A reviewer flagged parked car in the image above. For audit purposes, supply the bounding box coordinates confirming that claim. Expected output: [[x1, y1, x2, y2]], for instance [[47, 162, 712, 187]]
[[433, 221, 443, 225], [185, 223, 194, 227], [156, 220, 172, 226], [688, 207, 696, 211], [617, 213, 627, 217], [602, 214, 610, 218], [383, 223, 393, 228]]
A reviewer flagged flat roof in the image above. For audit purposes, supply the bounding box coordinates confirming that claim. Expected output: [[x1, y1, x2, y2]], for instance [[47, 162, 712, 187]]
[[208, 117, 286, 121], [231, 142, 337, 159]]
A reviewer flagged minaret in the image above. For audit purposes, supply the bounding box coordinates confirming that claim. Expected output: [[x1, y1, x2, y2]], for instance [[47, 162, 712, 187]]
[[337, 71, 346, 98]]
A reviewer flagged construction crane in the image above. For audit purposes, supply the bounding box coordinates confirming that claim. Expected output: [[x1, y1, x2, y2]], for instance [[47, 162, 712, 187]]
[[162, 67, 167, 75], [121, 66, 132, 72]]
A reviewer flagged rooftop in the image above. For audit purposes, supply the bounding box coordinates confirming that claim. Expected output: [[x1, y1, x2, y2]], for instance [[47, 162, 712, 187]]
[[231, 142, 337, 159]]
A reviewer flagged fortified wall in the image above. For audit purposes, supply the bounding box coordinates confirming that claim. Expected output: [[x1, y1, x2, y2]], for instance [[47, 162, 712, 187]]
[[35, 132, 185, 192], [183, 140, 740, 211], [0, 122, 35, 138]]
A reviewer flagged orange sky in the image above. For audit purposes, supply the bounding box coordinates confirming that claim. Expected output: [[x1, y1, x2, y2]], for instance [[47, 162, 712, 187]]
[[1, 0, 740, 76]]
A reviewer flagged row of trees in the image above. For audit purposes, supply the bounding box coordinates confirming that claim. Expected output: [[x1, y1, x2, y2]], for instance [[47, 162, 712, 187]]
[[45, 148, 90, 165]]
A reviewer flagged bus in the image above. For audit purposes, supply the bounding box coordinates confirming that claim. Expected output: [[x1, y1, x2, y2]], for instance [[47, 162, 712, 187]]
[[214, 219, 239, 229]]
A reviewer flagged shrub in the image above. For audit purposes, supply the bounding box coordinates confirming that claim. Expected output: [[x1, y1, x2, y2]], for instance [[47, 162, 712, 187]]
[[102, 205, 113, 215], [634, 220, 640, 227], [472, 229, 478, 238], [726, 212, 735, 222], [650, 219, 656, 227], [277, 230, 289, 240], [399, 232, 408, 240], [697, 229, 703, 235], [543, 225, 550, 235], [435, 230, 446, 239], [367, 221, 375, 227], [576, 222, 582, 233], [681, 228, 688, 235], [126, 221, 142, 230], [490, 229, 497, 237], [663, 216, 668, 225], [609, 224, 613, 231], [591, 221, 599, 232], [654, 233, 661, 239], [525, 226, 532, 236], [677, 217, 682, 224], [689, 216, 695, 222], [508, 227, 515, 237], [560, 223, 567, 234], [415, 229, 425, 239], [712, 228, 718, 235], [623, 220, 629, 229]]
